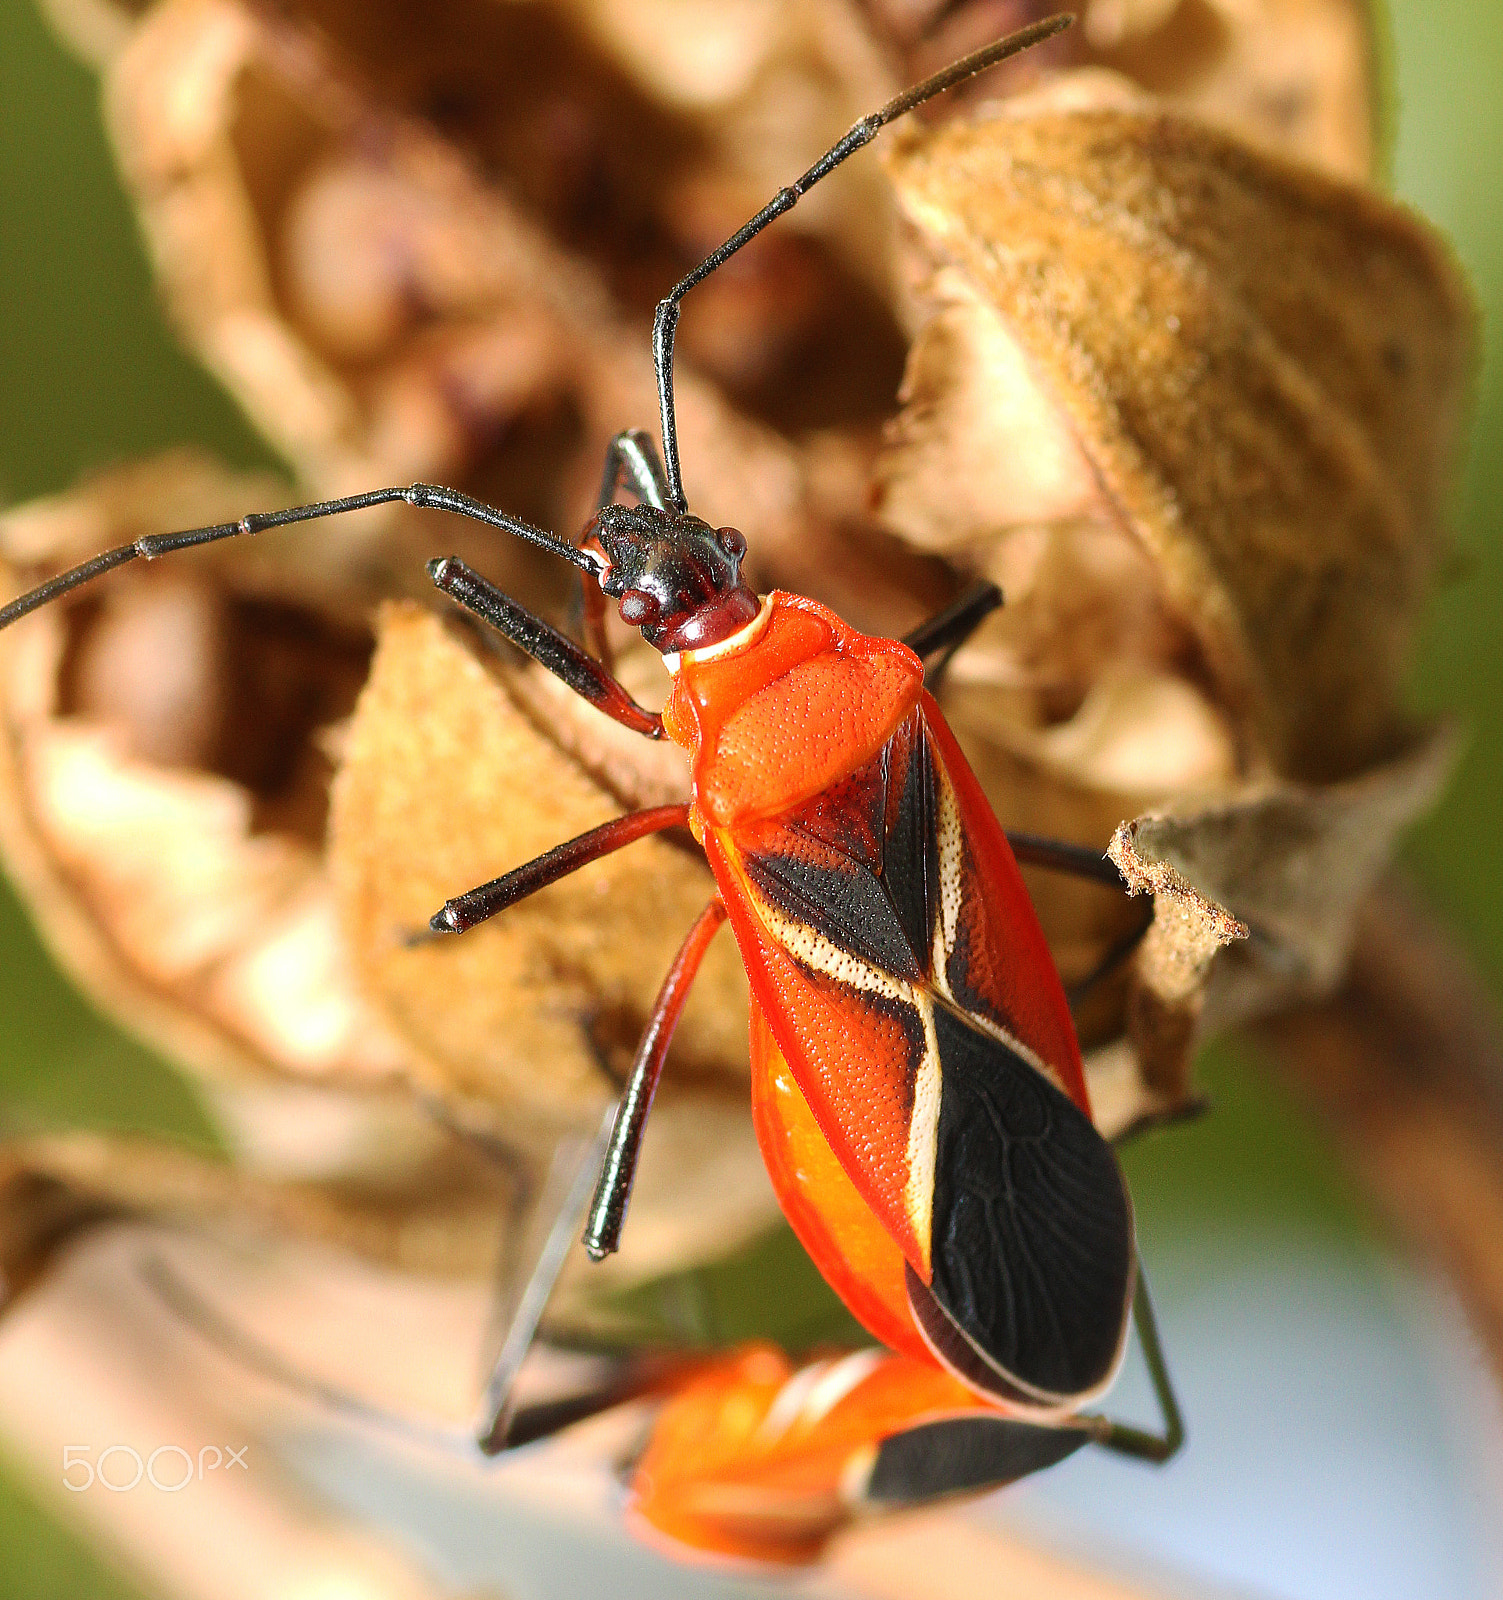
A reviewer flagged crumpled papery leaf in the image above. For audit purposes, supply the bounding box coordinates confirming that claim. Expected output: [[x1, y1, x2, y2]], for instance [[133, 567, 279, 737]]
[[1107, 815, 1249, 1120], [877, 95, 1474, 1122]]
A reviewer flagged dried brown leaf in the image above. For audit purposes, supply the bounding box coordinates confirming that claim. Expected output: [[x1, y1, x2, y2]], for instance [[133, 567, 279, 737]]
[[883, 106, 1473, 785], [0, 455, 413, 1104]]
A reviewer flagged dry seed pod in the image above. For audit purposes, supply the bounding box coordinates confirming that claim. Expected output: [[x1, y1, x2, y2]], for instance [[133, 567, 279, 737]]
[[877, 100, 1473, 1110], [884, 103, 1472, 782], [90, 0, 900, 564]]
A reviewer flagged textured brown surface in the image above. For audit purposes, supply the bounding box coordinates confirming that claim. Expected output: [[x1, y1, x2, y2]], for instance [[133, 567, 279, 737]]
[[884, 103, 1474, 784]]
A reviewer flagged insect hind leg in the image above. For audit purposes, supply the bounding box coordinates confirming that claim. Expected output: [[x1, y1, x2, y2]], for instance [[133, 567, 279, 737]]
[[1076, 1268, 1186, 1465]]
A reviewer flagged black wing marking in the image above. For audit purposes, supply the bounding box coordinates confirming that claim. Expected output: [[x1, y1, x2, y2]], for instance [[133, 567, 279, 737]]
[[916, 1004, 1134, 1404], [864, 1414, 1091, 1506], [740, 843, 924, 983], [880, 716, 938, 967], [740, 712, 937, 985]]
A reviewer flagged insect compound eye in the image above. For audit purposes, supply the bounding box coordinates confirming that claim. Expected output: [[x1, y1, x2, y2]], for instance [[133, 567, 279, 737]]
[[619, 589, 662, 627], [715, 526, 747, 562]]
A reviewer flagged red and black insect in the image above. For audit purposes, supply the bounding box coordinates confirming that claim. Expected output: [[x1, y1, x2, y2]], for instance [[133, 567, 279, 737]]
[[0, 13, 1182, 1552]]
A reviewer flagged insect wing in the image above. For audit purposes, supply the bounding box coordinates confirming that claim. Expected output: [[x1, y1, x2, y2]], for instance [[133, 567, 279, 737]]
[[711, 703, 1134, 1409]]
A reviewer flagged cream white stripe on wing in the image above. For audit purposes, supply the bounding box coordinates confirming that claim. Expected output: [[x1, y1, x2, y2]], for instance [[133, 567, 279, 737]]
[[758, 1359, 833, 1444], [932, 761, 964, 977], [904, 999, 941, 1261], [742, 874, 940, 1263], [802, 1349, 887, 1425], [927, 758, 1065, 1094]]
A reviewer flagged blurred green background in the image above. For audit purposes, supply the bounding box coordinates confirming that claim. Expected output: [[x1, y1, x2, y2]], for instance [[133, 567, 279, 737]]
[[0, 0, 1499, 1595]]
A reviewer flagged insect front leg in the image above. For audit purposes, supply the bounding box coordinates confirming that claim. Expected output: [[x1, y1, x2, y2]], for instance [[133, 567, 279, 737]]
[[428, 554, 664, 736]]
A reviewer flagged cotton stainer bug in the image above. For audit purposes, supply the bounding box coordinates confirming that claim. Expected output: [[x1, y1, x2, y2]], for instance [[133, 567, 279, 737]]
[[0, 11, 1183, 1538]]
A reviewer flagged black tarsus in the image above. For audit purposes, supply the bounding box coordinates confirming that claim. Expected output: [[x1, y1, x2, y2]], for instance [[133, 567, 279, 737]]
[[651, 14, 1074, 509], [0, 483, 594, 632]]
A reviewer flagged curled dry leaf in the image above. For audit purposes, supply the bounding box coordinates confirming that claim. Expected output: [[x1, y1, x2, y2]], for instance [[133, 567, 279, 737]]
[[877, 101, 1474, 1120]]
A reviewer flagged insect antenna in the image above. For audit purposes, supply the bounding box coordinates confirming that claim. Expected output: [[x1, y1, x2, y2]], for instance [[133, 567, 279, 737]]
[[650, 12, 1074, 511], [0, 482, 597, 632]]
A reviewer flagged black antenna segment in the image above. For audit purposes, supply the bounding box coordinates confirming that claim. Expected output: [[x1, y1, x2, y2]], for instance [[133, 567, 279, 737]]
[[0, 482, 597, 632], [651, 12, 1072, 511]]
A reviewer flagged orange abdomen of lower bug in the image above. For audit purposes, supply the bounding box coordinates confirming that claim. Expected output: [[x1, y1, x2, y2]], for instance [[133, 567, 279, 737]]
[[628, 1343, 988, 1565]]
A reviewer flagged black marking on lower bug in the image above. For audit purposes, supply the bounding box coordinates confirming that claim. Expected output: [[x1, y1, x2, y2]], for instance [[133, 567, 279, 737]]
[[864, 1414, 1092, 1506], [921, 1004, 1133, 1403]]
